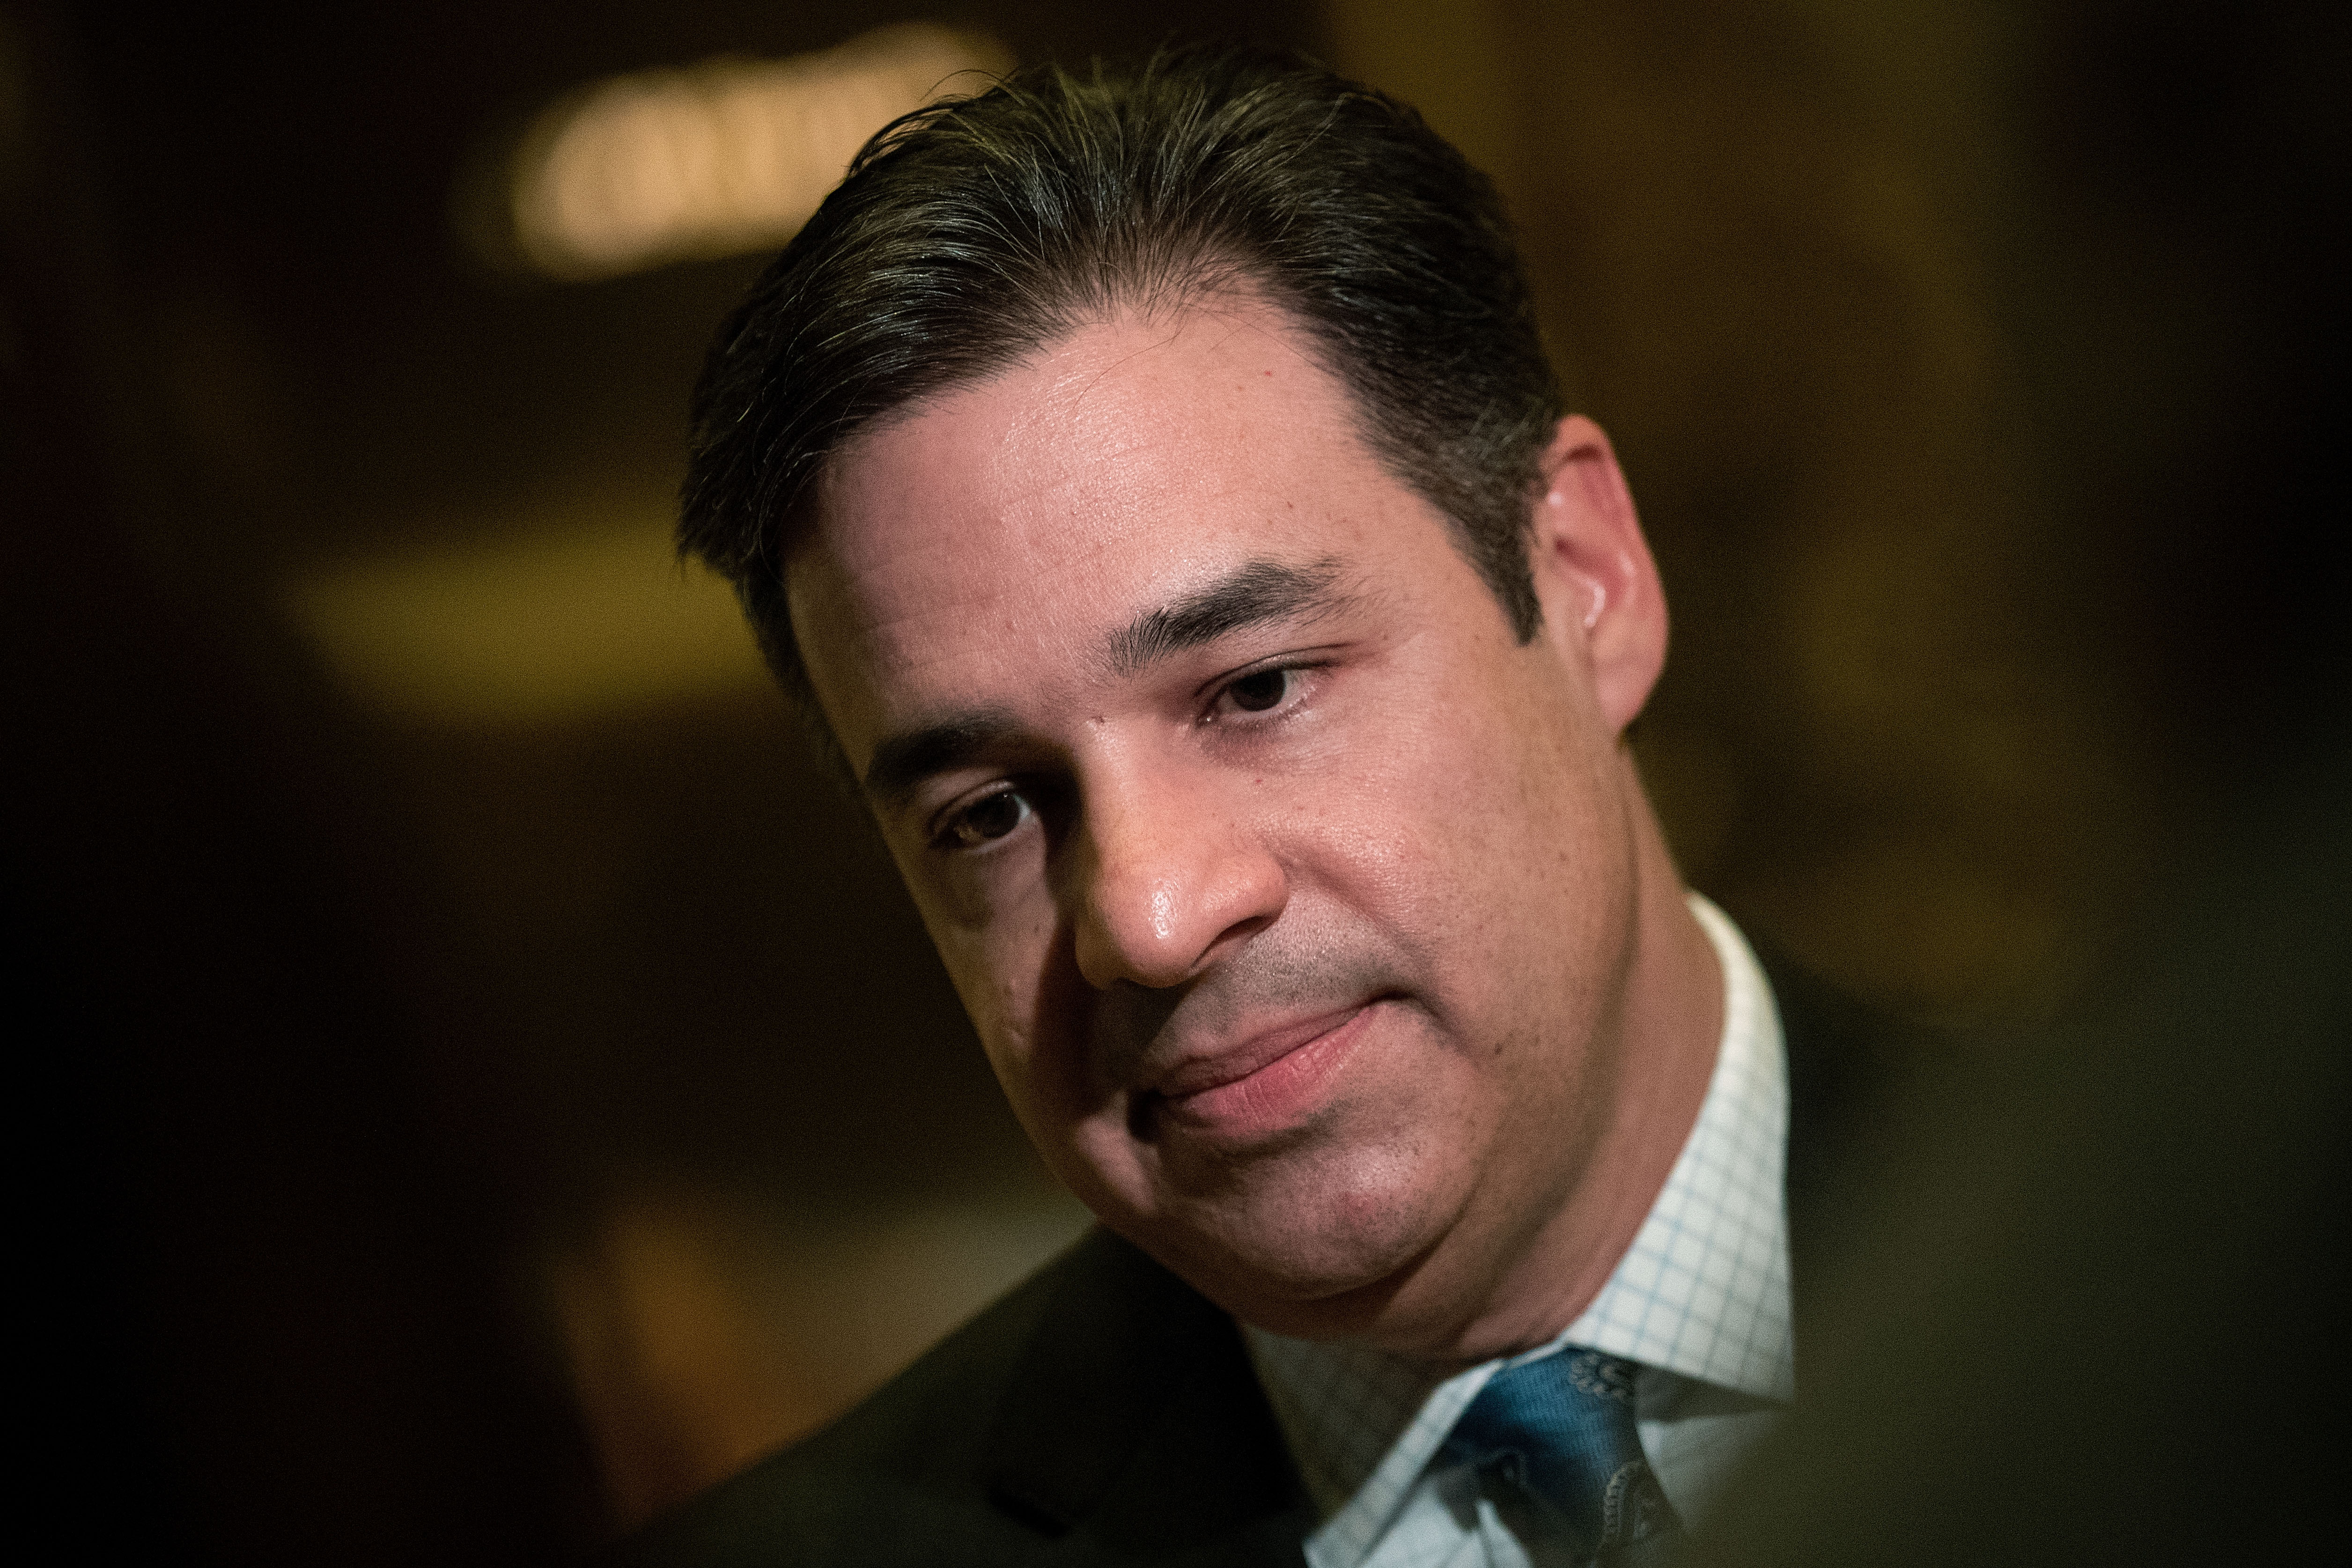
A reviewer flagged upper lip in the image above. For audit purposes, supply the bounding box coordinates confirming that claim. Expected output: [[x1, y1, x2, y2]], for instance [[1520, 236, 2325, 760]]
[[1144, 1001, 1373, 1100]]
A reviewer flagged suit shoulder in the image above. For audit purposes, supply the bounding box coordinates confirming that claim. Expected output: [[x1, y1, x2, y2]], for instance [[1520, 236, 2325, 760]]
[[1758, 936, 1948, 1148], [607, 1230, 1105, 1568]]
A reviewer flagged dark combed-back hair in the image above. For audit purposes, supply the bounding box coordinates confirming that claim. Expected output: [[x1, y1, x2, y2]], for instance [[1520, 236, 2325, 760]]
[[679, 43, 1563, 747]]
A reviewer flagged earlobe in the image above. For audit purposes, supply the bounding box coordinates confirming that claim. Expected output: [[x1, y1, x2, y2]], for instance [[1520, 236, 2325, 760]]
[[1526, 416, 1669, 735]]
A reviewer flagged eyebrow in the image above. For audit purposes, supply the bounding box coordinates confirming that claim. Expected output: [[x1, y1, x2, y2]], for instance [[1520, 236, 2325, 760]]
[[860, 557, 1356, 811], [861, 708, 1022, 811], [1103, 557, 1350, 677]]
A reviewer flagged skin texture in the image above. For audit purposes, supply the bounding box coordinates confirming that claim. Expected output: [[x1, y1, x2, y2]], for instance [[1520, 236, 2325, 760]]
[[789, 296, 1723, 1362]]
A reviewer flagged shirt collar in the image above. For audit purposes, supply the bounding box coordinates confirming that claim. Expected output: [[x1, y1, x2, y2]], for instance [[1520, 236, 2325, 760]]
[[1243, 893, 1792, 1548]]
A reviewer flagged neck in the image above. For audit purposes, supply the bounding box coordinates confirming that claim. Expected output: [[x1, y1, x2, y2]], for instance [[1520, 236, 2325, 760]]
[[1405, 762, 1725, 1364]]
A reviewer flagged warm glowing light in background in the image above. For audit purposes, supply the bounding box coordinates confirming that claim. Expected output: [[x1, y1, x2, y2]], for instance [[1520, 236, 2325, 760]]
[[284, 490, 767, 726], [502, 23, 1011, 281], [551, 1192, 1088, 1523], [340, 23, 1016, 729]]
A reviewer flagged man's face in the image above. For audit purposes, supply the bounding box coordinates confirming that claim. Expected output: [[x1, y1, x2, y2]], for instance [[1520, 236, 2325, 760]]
[[789, 298, 1659, 1347]]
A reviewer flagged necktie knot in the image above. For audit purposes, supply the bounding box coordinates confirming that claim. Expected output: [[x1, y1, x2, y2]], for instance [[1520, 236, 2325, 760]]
[[1440, 1347, 1681, 1561]]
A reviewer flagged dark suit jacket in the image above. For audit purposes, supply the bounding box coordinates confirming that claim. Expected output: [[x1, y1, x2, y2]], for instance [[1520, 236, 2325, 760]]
[[615, 951, 1912, 1567]]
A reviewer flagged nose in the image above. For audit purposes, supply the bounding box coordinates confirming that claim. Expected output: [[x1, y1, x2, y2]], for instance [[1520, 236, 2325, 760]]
[[1067, 763, 1287, 990]]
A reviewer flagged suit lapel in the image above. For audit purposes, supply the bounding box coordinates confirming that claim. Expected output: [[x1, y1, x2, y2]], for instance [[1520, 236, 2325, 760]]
[[981, 1228, 1313, 1563], [1763, 943, 1926, 1358]]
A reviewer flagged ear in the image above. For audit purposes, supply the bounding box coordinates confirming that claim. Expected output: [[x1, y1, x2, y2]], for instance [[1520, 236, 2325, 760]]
[[1526, 415, 1668, 735]]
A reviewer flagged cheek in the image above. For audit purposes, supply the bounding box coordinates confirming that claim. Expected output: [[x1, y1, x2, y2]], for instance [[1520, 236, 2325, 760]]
[[894, 827, 1050, 1019], [1276, 695, 1531, 908], [926, 891, 1080, 1104], [1283, 670, 1621, 1015]]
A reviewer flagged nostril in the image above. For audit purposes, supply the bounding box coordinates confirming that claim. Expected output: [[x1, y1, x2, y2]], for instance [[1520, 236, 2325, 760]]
[[1073, 882, 1200, 991]]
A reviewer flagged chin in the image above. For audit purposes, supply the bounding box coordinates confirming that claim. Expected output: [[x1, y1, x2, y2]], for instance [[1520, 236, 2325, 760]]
[[1124, 1153, 1469, 1339]]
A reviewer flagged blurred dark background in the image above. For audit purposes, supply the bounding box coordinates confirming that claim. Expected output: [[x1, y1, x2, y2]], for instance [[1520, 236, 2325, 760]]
[[5, 0, 2342, 1560]]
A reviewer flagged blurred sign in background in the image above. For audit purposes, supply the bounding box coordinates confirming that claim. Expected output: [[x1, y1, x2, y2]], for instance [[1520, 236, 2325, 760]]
[[6, 0, 2341, 1561]]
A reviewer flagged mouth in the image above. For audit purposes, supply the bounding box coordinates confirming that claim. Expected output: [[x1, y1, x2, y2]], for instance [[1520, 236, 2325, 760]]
[[1147, 998, 1389, 1140]]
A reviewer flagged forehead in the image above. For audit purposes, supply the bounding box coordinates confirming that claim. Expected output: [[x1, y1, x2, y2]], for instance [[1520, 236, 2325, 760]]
[[786, 299, 1449, 737]]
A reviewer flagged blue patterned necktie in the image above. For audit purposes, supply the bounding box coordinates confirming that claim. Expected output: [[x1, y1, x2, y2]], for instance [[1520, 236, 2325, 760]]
[[1440, 1347, 1683, 1563]]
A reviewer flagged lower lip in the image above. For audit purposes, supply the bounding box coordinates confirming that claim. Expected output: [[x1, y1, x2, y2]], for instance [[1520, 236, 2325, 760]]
[[1157, 1003, 1382, 1140]]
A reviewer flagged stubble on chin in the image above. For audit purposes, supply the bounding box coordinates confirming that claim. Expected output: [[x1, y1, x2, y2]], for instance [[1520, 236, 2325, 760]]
[[1110, 1006, 1494, 1331], [1032, 909, 1526, 1333]]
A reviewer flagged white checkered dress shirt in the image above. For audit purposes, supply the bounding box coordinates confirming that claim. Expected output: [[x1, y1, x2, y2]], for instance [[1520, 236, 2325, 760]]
[[1244, 895, 1792, 1568]]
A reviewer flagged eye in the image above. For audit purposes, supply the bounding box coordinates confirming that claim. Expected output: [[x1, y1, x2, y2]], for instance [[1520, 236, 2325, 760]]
[[1222, 667, 1294, 714], [941, 788, 1031, 850]]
